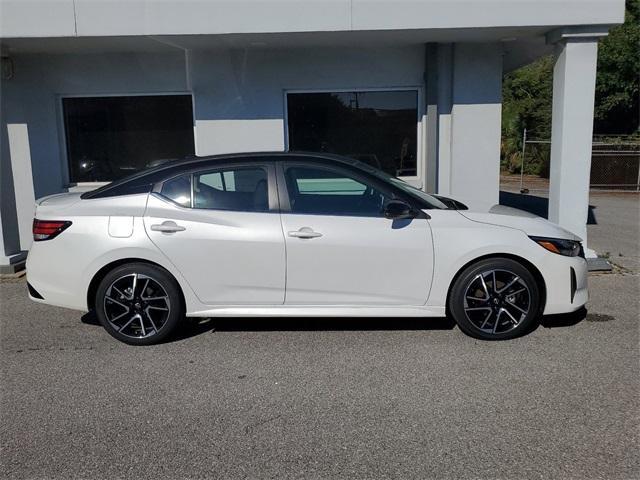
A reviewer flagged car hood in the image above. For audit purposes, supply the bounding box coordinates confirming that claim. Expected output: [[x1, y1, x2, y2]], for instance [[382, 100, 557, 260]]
[[458, 205, 582, 241]]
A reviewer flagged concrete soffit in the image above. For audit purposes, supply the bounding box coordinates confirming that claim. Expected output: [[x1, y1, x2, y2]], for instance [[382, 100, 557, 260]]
[[545, 25, 612, 44]]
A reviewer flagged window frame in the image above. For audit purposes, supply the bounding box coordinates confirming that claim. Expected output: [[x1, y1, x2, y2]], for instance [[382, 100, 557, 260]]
[[283, 87, 424, 186], [57, 92, 196, 188], [154, 160, 279, 213], [276, 158, 426, 218]]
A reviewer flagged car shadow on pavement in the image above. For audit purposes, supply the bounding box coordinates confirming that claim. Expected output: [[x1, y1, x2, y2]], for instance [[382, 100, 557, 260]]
[[80, 308, 588, 343], [174, 308, 588, 341], [81, 311, 457, 333], [80, 310, 100, 326], [173, 316, 458, 340], [539, 307, 588, 329]]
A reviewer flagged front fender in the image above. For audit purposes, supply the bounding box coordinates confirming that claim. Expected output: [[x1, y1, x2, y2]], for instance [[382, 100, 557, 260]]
[[425, 210, 550, 309]]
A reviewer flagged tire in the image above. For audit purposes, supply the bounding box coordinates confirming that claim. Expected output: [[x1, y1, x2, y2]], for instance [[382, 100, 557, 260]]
[[448, 257, 541, 340], [94, 262, 184, 345]]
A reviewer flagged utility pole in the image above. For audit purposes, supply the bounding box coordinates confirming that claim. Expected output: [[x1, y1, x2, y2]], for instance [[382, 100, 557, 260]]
[[519, 128, 527, 194]]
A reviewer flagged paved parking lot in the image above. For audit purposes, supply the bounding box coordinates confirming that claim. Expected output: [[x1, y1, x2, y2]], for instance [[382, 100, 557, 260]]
[[588, 192, 640, 273], [1, 194, 638, 479]]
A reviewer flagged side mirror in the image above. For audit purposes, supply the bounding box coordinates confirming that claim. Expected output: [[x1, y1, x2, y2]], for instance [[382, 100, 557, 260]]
[[383, 200, 415, 220]]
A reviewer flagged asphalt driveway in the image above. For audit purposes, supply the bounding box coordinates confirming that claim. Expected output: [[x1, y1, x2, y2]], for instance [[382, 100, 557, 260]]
[[1, 192, 639, 479], [1, 271, 638, 479], [588, 192, 640, 273]]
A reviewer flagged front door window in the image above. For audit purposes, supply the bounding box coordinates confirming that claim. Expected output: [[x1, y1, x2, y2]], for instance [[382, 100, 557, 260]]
[[284, 165, 389, 217]]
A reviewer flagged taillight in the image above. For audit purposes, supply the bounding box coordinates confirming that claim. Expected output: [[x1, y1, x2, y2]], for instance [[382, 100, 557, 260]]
[[32, 219, 72, 241]]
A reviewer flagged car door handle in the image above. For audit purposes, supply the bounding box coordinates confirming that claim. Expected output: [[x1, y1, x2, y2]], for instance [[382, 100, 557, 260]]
[[288, 227, 322, 239], [150, 221, 186, 233]]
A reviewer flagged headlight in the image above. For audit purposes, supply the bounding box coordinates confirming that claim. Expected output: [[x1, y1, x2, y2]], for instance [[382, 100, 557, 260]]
[[529, 236, 584, 257]]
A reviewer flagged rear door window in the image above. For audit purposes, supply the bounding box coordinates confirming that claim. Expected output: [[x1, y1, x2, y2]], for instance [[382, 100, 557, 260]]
[[160, 175, 191, 207], [194, 167, 269, 212]]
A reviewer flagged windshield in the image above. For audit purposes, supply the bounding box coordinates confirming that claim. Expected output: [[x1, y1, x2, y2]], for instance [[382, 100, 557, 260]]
[[352, 160, 448, 209]]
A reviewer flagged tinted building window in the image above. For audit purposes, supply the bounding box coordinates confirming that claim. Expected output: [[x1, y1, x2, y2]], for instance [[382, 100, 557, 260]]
[[287, 91, 418, 177], [63, 95, 195, 182]]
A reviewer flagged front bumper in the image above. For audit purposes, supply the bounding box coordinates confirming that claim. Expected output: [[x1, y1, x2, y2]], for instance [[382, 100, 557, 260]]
[[542, 254, 588, 315]]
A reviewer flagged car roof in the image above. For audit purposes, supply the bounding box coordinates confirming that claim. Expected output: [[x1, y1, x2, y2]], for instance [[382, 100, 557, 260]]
[[81, 151, 362, 199]]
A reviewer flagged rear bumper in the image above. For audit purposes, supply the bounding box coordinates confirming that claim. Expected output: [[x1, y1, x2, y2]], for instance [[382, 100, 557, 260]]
[[26, 245, 89, 311]]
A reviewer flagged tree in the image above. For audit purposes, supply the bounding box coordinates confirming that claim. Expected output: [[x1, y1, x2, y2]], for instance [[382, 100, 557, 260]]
[[501, 57, 553, 175], [501, 0, 639, 175], [594, 0, 640, 134]]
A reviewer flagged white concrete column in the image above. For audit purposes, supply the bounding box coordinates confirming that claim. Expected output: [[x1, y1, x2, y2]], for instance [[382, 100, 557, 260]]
[[424, 42, 502, 210], [547, 28, 607, 251], [7, 123, 36, 252], [448, 43, 503, 211]]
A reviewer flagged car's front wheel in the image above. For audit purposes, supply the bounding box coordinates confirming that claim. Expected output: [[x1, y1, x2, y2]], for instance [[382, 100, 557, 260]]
[[95, 263, 183, 345], [449, 258, 541, 340]]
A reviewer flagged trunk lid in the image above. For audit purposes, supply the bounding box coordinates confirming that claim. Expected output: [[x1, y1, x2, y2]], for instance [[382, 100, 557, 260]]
[[35, 193, 83, 215]]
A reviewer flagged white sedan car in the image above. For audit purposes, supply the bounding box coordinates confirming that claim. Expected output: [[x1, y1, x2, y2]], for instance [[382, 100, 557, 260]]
[[27, 152, 588, 345]]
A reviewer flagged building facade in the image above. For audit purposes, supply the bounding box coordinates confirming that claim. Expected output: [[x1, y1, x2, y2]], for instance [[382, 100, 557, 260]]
[[0, 0, 625, 272]]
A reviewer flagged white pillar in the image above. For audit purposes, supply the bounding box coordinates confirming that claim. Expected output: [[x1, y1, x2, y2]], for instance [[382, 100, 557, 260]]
[[7, 123, 37, 252], [448, 43, 502, 211], [547, 28, 606, 252]]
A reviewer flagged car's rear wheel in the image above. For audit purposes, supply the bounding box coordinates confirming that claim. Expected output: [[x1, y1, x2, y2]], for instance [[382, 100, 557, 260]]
[[95, 263, 183, 345], [449, 258, 541, 340]]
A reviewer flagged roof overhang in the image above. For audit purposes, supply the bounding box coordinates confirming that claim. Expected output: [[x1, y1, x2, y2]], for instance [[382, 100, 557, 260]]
[[0, 0, 625, 39]]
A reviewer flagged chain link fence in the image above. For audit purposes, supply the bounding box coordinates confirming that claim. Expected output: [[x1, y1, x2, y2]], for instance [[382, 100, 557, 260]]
[[590, 136, 640, 190], [502, 132, 640, 194]]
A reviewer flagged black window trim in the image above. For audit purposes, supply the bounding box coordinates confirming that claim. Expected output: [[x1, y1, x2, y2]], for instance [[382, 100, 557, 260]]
[[276, 157, 429, 219], [83, 151, 437, 213], [154, 161, 279, 213]]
